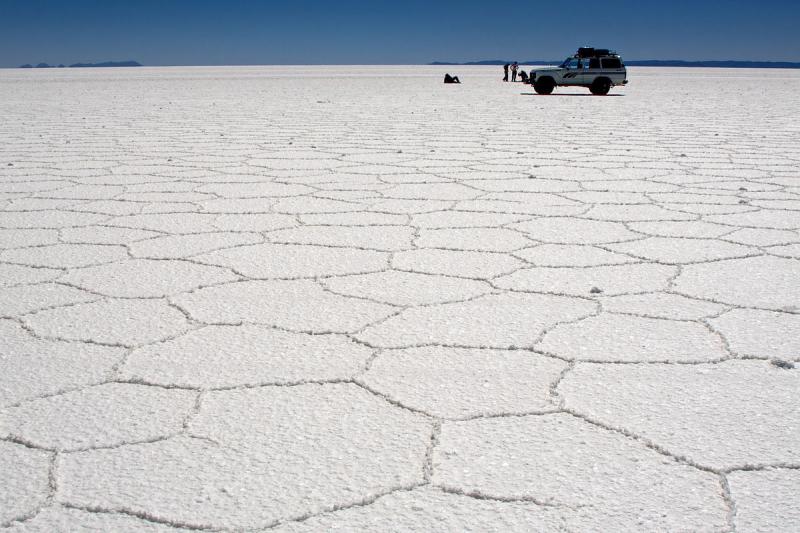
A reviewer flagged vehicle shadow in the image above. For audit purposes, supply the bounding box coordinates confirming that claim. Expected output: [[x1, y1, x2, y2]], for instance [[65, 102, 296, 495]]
[[520, 92, 625, 97]]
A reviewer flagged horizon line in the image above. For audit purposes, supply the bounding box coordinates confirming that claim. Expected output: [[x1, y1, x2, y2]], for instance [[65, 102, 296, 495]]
[[4, 59, 800, 69]]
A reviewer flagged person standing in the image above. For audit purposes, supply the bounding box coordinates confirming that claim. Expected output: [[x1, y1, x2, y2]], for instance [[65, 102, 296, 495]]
[[503, 63, 509, 82], [511, 62, 518, 82]]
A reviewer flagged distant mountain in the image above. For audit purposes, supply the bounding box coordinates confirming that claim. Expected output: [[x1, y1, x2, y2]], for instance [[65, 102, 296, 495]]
[[68, 61, 142, 68], [18, 60, 142, 69], [431, 59, 800, 69], [431, 60, 536, 66], [625, 60, 800, 68]]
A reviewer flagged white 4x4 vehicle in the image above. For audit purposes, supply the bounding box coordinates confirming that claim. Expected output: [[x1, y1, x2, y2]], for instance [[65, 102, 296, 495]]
[[530, 48, 627, 95]]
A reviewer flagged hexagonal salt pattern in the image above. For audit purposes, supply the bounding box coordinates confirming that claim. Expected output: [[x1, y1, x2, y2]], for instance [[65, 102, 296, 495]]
[[2, 66, 799, 530], [2, 506, 191, 532], [433, 414, 728, 531], [709, 308, 800, 360], [58, 384, 432, 529], [0, 441, 51, 526], [728, 469, 800, 533], [273, 486, 566, 532], [674, 255, 800, 311], [0, 383, 195, 451], [361, 347, 566, 418], [173, 279, 396, 333], [24, 298, 191, 347], [356, 292, 596, 349], [122, 325, 373, 388], [559, 361, 800, 470], [537, 313, 728, 362], [60, 258, 239, 298], [0, 320, 123, 408]]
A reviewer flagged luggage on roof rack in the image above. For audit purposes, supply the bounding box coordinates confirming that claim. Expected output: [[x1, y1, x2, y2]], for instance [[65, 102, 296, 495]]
[[577, 47, 614, 58]]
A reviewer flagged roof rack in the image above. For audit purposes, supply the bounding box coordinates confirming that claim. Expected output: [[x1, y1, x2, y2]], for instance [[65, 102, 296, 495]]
[[577, 47, 618, 58]]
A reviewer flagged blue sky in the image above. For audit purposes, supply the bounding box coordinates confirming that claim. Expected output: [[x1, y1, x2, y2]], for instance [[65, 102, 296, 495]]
[[1, 0, 798, 67]]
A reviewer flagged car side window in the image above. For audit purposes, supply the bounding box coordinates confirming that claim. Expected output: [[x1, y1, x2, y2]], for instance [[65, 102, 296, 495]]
[[601, 57, 622, 69], [589, 58, 601, 69], [565, 58, 580, 69]]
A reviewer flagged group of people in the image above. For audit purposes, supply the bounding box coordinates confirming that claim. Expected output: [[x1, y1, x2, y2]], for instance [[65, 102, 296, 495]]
[[444, 62, 533, 85], [503, 62, 529, 83]]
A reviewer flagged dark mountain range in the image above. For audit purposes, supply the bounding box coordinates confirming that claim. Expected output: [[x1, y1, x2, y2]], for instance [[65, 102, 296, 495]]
[[431, 59, 800, 69], [68, 61, 142, 68], [18, 61, 142, 68]]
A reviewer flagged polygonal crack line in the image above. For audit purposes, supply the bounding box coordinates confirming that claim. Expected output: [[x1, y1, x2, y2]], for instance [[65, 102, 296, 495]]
[[0, 484, 49, 528], [347, 333, 575, 362], [177, 390, 205, 432], [133, 238, 269, 263], [668, 288, 800, 316], [602, 248, 765, 267], [0, 447, 57, 529], [349, 379, 439, 422], [433, 484, 581, 511], [498, 256, 653, 272], [411, 241, 539, 255], [0, 298, 106, 322], [1, 432, 182, 455], [257, 483, 432, 531], [718, 473, 738, 532], [19, 310, 202, 351], [388, 264, 504, 284], [34, 256, 244, 289], [697, 220, 797, 233], [55, 502, 222, 532], [320, 280, 496, 313], [11, 315, 129, 349], [0, 257, 68, 274], [354, 348, 384, 377], [183, 263, 394, 287], [12, 279, 110, 306], [722, 462, 800, 475], [560, 408, 732, 476], [526, 302, 603, 349], [422, 419, 443, 483], [61, 222, 172, 239], [546, 351, 734, 367], [699, 317, 738, 358], [600, 306, 729, 326], [764, 248, 800, 261], [548, 361, 576, 410]]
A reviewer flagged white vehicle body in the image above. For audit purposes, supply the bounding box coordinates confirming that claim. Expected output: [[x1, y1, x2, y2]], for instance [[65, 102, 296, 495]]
[[530, 48, 628, 95]]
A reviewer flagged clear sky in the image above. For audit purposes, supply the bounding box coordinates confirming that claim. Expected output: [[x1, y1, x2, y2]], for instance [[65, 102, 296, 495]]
[[1, 0, 799, 67]]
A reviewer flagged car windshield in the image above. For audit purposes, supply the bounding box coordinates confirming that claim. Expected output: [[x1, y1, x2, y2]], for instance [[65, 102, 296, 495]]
[[560, 57, 583, 69]]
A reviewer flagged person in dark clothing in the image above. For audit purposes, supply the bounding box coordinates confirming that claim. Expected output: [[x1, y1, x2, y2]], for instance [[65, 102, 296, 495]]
[[503, 63, 509, 82], [444, 73, 461, 84], [511, 62, 518, 82], [519, 70, 528, 83]]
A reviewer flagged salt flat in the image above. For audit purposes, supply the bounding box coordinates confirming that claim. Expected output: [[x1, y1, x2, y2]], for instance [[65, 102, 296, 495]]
[[1, 65, 799, 531]]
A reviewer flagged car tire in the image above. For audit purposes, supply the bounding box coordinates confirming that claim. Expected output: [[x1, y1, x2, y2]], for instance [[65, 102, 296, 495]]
[[590, 77, 611, 95], [534, 77, 555, 95]]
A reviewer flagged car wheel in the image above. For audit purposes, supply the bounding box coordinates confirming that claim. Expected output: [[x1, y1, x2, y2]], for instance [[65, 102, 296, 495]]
[[534, 77, 555, 95], [590, 77, 611, 95]]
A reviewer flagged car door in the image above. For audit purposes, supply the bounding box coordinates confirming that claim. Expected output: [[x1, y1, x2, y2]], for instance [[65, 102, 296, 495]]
[[584, 57, 602, 86], [561, 58, 582, 85], [600, 57, 626, 85]]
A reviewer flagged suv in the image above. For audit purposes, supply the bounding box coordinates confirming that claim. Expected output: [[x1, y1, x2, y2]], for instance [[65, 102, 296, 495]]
[[530, 48, 627, 95]]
